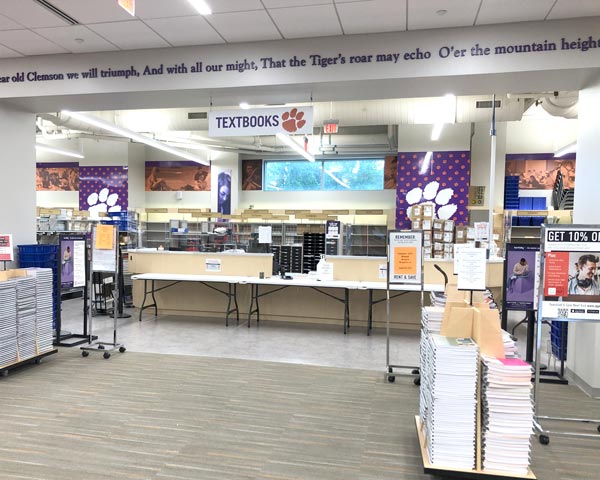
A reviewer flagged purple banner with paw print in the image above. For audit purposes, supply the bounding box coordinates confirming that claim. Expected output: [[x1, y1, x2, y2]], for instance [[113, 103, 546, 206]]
[[79, 166, 128, 214], [395, 151, 470, 229]]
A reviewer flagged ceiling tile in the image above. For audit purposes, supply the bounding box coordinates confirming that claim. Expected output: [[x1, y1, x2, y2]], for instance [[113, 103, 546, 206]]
[[207, 11, 281, 43], [263, 0, 332, 7], [337, 0, 406, 35], [49, 0, 134, 24], [408, 0, 480, 30], [270, 4, 341, 38], [477, 0, 555, 25], [0, 29, 68, 55], [87, 21, 170, 50], [0, 0, 69, 28], [0, 13, 23, 31], [0, 43, 23, 58], [145, 16, 225, 46], [207, 0, 265, 14], [548, 0, 600, 19], [34, 25, 119, 53]]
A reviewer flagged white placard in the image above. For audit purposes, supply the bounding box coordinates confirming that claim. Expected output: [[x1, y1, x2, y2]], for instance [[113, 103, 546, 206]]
[[205, 258, 222, 272], [91, 225, 117, 273], [456, 247, 487, 291], [379, 264, 387, 280], [0, 233, 13, 262], [209, 106, 313, 137], [258, 226, 272, 244], [388, 231, 422, 285], [73, 240, 86, 288]]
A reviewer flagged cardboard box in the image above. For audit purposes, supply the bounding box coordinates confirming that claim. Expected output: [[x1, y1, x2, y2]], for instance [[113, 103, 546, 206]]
[[433, 219, 444, 230], [443, 231, 454, 243], [443, 219, 455, 232], [411, 205, 422, 218], [422, 203, 435, 219], [433, 231, 444, 241], [412, 219, 422, 230], [422, 219, 432, 230], [455, 226, 467, 243]]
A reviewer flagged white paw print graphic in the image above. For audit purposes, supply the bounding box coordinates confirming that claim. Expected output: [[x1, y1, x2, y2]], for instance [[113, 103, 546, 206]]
[[87, 187, 122, 215], [405, 180, 457, 220]]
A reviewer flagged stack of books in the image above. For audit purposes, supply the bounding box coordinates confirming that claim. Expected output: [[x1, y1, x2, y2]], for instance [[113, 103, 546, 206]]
[[26, 268, 55, 353], [502, 330, 519, 358], [420, 334, 479, 469], [422, 306, 444, 334], [429, 291, 447, 308], [481, 356, 534, 475]]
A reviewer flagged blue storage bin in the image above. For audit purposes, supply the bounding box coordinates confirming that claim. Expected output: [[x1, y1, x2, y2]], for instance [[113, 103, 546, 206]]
[[518, 216, 532, 226], [519, 197, 533, 210], [531, 216, 546, 226], [531, 197, 547, 210]]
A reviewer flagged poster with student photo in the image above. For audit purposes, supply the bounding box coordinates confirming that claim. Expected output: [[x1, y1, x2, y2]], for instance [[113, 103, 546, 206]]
[[216, 170, 232, 215], [505, 244, 539, 311], [60, 235, 86, 289]]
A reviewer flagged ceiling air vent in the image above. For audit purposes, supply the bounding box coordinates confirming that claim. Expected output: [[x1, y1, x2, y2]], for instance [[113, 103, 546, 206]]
[[188, 112, 208, 120], [34, 0, 79, 25], [476, 100, 502, 109]]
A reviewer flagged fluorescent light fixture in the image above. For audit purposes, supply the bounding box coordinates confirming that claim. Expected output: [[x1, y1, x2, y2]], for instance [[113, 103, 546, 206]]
[[187, 0, 212, 15], [239, 102, 250, 110], [35, 143, 84, 159], [420, 151, 433, 174], [276, 133, 315, 162], [554, 141, 577, 157], [62, 110, 210, 165], [431, 122, 444, 141]]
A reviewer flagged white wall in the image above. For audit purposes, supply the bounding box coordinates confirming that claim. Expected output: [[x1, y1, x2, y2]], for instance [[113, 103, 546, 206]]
[[398, 123, 471, 151], [0, 104, 36, 262], [506, 116, 578, 154], [127, 143, 146, 210], [567, 85, 600, 394]]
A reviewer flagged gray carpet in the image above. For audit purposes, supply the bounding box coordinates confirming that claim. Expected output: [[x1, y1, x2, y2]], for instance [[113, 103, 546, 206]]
[[0, 349, 599, 479]]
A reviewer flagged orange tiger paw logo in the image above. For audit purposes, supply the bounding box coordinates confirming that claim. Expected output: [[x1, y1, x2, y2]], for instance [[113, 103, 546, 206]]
[[282, 108, 306, 133]]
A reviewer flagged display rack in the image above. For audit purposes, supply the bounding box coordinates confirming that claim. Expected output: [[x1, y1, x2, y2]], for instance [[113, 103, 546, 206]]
[[534, 224, 600, 444], [385, 230, 423, 383]]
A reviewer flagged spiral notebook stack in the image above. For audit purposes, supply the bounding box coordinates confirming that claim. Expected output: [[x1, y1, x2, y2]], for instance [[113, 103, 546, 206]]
[[481, 355, 534, 475], [420, 334, 479, 469], [26, 268, 55, 353], [16, 276, 38, 360], [0, 279, 18, 367]]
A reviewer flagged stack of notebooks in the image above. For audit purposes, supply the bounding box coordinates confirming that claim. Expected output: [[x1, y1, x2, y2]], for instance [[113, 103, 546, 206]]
[[16, 276, 38, 360], [26, 268, 55, 353], [420, 334, 479, 470], [429, 291, 447, 308], [481, 355, 533, 475], [421, 306, 444, 334], [0, 280, 18, 367], [502, 330, 519, 358]]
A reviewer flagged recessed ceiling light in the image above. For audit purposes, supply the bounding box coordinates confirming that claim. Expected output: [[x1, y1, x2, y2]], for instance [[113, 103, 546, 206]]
[[187, 0, 212, 15], [436, 9, 447, 16]]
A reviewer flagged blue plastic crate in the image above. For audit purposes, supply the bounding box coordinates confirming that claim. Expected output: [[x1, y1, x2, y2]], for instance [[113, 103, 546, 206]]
[[18, 244, 58, 255]]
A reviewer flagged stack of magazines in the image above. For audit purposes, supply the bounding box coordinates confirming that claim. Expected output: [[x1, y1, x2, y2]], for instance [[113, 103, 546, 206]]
[[420, 334, 479, 469], [481, 355, 533, 475]]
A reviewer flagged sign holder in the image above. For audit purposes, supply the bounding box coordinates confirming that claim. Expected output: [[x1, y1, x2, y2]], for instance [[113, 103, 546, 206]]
[[80, 224, 126, 359], [0, 233, 14, 270], [385, 230, 423, 383], [534, 224, 600, 445]]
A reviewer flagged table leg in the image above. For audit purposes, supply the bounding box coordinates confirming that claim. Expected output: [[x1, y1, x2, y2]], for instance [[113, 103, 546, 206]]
[[367, 289, 373, 336], [151, 280, 157, 316], [344, 288, 350, 334], [234, 284, 239, 323]]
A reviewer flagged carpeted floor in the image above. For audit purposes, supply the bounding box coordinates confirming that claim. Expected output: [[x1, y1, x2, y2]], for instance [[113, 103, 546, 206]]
[[0, 349, 599, 479]]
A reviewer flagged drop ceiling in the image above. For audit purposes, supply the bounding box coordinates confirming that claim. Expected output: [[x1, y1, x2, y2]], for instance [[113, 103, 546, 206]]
[[0, 0, 597, 58], [5, 1, 588, 156]]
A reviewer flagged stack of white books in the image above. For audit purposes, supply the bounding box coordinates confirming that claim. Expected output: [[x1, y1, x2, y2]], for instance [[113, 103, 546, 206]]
[[421, 306, 444, 334], [429, 291, 447, 308], [481, 355, 533, 475], [501, 330, 519, 358], [26, 268, 55, 353], [0, 279, 17, 367], [420, 334, 479, 469], [16, 276, 38, 360]]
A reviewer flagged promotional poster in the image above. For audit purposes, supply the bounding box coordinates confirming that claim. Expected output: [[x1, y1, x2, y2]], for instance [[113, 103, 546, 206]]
[[145, 161, 211, 191], [542, 226, 600, 320], [60, 235, 86, 290], [505, 153, 576, 190], [505, 244, 539, 311], [36, 162, 79, 191], [388, 230, 422, 285]]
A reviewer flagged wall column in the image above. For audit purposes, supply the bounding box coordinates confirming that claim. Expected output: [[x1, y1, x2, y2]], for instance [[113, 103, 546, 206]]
[[566, 84, 600, 396], [0, 103, 36, 265]]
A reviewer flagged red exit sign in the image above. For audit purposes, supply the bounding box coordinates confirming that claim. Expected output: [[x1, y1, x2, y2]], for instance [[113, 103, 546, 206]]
[[323, 121, 339, 134], [118, 0, 135, 16]]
